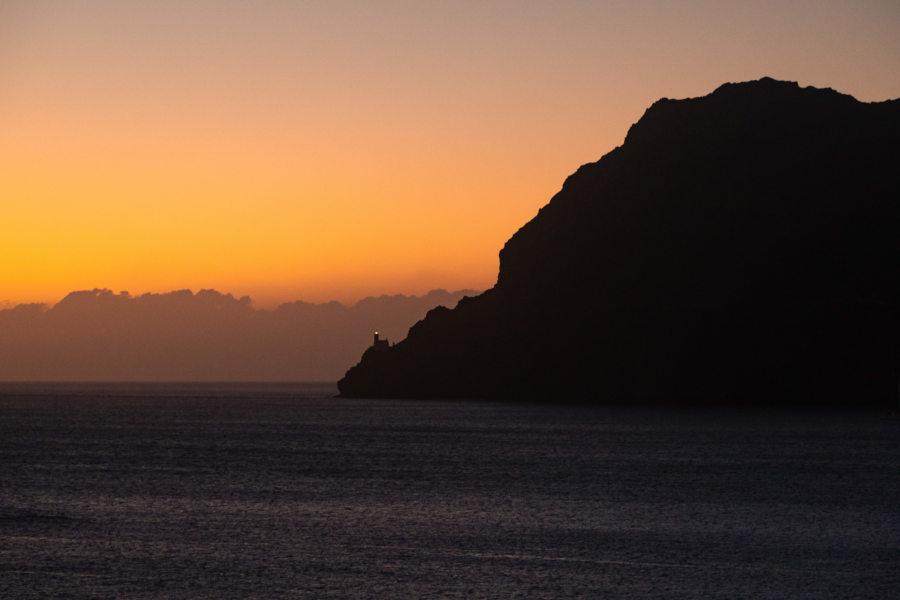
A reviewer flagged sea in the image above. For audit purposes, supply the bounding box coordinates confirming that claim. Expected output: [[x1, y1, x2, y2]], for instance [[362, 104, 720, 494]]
[[1, 382, 897, 599]]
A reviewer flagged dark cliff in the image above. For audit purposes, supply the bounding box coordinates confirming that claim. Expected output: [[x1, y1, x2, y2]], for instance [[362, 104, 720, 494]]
[[339, 78, 900, 406]]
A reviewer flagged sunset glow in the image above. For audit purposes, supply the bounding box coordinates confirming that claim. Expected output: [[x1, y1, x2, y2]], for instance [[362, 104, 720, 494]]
[[3, 1, 899, 308]]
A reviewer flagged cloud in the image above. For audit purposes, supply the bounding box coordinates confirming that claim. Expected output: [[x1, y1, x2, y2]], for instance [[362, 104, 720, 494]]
[[0, 288, 477, 382]]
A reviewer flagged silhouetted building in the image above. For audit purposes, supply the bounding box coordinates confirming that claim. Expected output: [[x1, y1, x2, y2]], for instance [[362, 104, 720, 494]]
[[372, 331, 389, 351]]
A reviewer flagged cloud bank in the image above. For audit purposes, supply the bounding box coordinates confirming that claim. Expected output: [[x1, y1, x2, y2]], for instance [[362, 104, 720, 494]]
[[0, 288, 476, 382]]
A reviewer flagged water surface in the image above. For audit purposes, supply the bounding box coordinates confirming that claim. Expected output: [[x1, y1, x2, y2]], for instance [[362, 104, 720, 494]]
[[1, 383, 897, 598]]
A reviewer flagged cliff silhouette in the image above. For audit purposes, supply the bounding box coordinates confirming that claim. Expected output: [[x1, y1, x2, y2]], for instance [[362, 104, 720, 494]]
[[339, 78, 900, 406], [0, 288, 475, 381]]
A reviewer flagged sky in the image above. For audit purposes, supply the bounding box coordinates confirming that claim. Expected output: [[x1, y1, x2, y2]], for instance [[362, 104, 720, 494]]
[[2, 1, 899, 309]]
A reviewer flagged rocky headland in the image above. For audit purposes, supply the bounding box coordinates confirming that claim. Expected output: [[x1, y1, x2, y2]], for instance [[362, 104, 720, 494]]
[[339, 78, 900, 406]]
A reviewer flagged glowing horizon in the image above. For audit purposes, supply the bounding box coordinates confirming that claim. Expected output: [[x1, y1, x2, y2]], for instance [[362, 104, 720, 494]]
[[3, 1, 900, 309]]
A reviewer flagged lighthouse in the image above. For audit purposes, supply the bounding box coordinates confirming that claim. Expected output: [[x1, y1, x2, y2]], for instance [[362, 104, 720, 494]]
[[372, 330, 389, 351]]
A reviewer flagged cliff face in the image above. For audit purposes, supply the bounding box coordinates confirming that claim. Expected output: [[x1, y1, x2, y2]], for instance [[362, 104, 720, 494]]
[[339, 78, 900, 405]]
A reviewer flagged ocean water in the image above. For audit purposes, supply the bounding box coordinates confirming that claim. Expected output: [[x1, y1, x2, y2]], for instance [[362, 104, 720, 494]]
[[1, 383, 897, 599]]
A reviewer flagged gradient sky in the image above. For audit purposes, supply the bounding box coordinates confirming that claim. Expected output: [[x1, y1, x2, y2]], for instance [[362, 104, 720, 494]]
[[3, 1, 899, 308]]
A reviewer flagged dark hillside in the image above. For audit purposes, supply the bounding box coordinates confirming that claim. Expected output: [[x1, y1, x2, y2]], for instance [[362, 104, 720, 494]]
[[339, 78, 900, 406]]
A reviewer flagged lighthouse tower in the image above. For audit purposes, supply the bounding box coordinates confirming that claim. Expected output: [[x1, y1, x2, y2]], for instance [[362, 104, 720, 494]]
[[372, 330, 389, 351]]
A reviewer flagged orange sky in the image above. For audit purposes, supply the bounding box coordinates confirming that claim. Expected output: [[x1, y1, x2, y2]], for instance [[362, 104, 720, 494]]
[[3, 1, 899, 308]]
